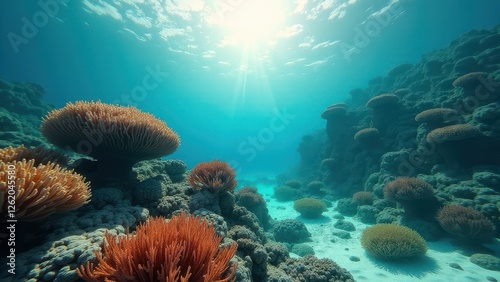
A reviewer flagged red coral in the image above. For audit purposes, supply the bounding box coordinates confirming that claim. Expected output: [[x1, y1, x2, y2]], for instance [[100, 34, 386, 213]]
[[77, 213, 237, 281]]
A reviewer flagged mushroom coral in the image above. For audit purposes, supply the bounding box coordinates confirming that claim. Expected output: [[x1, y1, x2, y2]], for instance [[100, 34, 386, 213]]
[[366, 93, 400, 131], [426, 124, 500, 167], [41, 101, 180, 180], [415, 108, 460, 126]]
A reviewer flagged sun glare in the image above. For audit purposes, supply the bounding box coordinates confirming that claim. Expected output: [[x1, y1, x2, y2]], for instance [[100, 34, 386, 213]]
[[213, 0, 286, 45]]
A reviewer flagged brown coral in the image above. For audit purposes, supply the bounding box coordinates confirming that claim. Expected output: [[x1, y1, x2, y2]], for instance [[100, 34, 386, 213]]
[[354, 128, 380, 141], [366, 94, 401, 131], [188, 160, 237, 194], [321, 106, 346, 120], [77, 213, 238, 282], [426, 124, 481, 143], [0, 159, 91, 221], [384, 177, 440, 219], [384, 177, 434, 202], [436, 205, 495, 241], [452, 72, 488, 88], [415, 108, 459, 125], [0, 145, 68, 166], [352, 191, 375, 205], [366, 93, 400, 108], [41, 101, 180, 179]]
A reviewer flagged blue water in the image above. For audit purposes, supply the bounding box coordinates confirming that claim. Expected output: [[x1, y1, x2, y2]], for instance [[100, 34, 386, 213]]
[[1, 0, 500, 178]]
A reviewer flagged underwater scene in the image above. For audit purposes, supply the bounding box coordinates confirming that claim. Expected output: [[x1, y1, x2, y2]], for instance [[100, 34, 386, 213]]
[[1, 0, 500, 281]]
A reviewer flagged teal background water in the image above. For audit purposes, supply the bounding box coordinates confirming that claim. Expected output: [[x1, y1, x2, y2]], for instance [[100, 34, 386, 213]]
[[1, 0, 500, 178]]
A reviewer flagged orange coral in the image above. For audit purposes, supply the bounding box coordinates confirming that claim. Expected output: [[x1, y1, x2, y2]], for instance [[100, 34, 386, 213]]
[[0, 145, 68, 166], [41, 101, 180, 178], [0, 159, 90, 221], [188, 161, 237, 194], [436, 205, 495, 241], [77, 213, 238, 282]]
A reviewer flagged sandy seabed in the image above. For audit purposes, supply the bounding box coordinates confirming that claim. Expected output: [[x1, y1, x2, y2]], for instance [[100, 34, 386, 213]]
[[256, 184, 500, 282]]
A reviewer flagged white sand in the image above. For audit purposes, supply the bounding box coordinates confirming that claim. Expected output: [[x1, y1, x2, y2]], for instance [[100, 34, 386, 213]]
[[256, 184, 500, 282]]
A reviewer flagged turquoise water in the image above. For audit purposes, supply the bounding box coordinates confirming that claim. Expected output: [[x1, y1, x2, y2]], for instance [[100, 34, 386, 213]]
[[1, 0, 500, 177]]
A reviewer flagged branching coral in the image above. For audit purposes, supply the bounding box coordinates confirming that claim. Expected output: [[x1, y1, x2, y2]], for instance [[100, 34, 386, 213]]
[[41, 101, 180, 179], [188, 160, 237, 194], [436, 205, 495, 241], [77, 213, 238, 282], [0, 159, 91, 221]]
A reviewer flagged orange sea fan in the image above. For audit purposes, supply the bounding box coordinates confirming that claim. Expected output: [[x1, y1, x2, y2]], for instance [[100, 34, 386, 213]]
[[77, 213, 238, 282], [188, 161, 238, 194], [0, 159, 91, 221]]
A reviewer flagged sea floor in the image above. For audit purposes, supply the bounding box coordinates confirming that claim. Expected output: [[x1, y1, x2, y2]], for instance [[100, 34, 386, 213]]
[[253, 182, 500, 282]]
